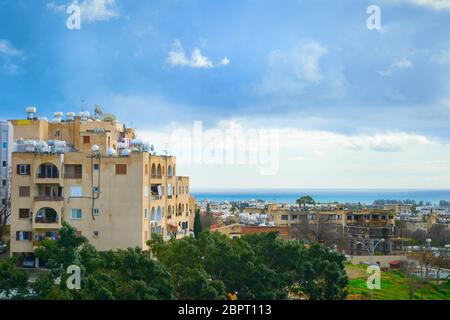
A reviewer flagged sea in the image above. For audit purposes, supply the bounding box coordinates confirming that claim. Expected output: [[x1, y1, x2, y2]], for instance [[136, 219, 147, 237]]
[[191, 189, 450, 205]]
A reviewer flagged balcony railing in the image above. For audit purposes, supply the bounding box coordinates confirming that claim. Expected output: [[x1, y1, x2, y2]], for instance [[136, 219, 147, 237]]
[[34, 196, 64, 202], [151, 174, 162, 179], [151, 195, 162, 200], [35, 217, 59, 224], [36, 173, 60, 179]]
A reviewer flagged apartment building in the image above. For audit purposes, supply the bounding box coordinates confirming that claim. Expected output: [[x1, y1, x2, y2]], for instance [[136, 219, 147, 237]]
[[0, 121, 12, 207], [271, 206, 396, 253], [9, 107, 193, 264]]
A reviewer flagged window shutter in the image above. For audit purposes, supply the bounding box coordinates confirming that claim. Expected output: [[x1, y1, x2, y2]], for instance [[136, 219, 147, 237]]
[[28, 232, 33, 241], [16, 231, 19, 240], [17, 165, 20, 174], [27, 164, 31, 174]]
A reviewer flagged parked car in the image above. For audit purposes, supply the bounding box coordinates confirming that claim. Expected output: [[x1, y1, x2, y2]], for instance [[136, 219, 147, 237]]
[[0, 241, 7, 254], [22, 255, 35, 268]]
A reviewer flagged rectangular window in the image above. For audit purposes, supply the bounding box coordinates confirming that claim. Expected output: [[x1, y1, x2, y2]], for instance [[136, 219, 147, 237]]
[[64, 164, 82, 179], [19, 208, 31, 219], [2, 142, 6, 149], [93, 208, 100, 216], [83, 136, 90, 144], [144, 208, 149, 220], [2, 161, 6, 167], [70, 209, 82, 220], [281, 215, 289, 221], [70, 186, 82, 197], [2, 179, 6, 186], [115, 164, 127, 175], [16, 231, 32, 241], [144, 186, 149, 197], [19, 186, 30, 197], [93, 231, 99, 239], [94, 164, 100, 170], [17, 164, 31, 175]]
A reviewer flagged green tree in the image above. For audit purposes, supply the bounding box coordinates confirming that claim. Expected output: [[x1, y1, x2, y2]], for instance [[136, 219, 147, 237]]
[[296, 195, 315, 209], [0, 258, 29, 299], [33, 223, 173, 300], [194, 209, 202, 238]]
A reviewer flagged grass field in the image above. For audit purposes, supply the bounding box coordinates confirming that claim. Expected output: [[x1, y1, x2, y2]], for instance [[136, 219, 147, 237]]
[[346, 264, 450, 300]]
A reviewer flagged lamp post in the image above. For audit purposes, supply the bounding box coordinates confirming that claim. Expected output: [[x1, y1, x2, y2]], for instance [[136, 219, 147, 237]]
[[356, 238, 385, 265]]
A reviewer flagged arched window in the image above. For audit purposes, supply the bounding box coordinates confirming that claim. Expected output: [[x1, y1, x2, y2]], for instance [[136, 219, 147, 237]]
[[35, 207, 58, 224], [37, 163, 59, 179], [156, 206, 162, 221], [178, 203, 182, 215], [151, 164, 156, 178], [151, 207, 156, 221], [156, 164, 162, 178], [168, 206, 172, 217], [168, 165, 173, 177]]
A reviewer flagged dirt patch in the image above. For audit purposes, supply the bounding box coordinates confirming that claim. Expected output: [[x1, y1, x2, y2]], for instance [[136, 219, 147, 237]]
[[346, 265, 367, 279]]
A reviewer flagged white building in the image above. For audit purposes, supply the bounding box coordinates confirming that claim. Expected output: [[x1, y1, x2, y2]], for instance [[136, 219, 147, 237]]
[[0, 121, 12, 207]]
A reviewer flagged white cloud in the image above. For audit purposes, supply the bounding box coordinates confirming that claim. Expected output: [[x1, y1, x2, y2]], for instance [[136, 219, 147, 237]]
[[410, 0, 450, 10], [385, 0, 450, 10], [167, 40, 230, 69], [0, 39, 24, 76], [254, 41, 328, 96], [0, 39, 23, 57], [379, 58, 413, 76], [47, 0, 119, 23], [136, 119, 448, 189]]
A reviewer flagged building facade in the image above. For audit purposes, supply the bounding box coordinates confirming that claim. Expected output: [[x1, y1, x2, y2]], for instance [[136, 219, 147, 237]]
[[0, 121, 12, 208], [9, 108, 193, 263]]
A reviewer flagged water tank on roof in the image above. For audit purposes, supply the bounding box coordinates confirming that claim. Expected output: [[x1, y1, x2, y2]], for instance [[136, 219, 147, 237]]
[[79, 111, 90, 121], [107, 148, 117, 157], [66, 112, 75, 121], [26, 106, 37, 120], [121, 149, 130, 157]]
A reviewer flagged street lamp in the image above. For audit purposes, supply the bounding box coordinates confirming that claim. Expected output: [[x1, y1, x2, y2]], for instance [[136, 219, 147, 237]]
[[356, 238, 385, 265]]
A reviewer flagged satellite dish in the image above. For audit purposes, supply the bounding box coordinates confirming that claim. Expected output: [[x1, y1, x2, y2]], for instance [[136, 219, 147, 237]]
[[101, 113, 117, 123], [95, 105, 104, 116]]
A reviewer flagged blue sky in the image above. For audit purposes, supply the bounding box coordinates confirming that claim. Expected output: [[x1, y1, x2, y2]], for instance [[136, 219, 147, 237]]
[[1, 0, 450, 189]]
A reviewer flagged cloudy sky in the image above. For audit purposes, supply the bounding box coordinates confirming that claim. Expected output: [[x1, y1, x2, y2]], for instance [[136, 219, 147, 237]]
[[0, 0, 449, 189]]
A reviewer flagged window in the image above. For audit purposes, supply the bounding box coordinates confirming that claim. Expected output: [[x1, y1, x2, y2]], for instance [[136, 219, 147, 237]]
[[93, 231, 99, 239], [37, 163, 59, 179], [55, 130, 61, 137], [16, 231, 32, 241], [144, 186, 149, 197], [19, 209, 31, 219], [70, 186, 82, 197], [83, 136, 90, 144], [19, 186, 30, 197], [70, 209, 82, 220], [2, 179, 6, 186], [2, 161, 6, 167], [93, 208, 100, 216], [17, 164, 31, 175], [144, 208, 149, 220], [94, 164, 100, 170], [2, 142, 6, 149], [281, 215, 289, 221], [64, 164, 82, 179], [115, 164, 127, 175]]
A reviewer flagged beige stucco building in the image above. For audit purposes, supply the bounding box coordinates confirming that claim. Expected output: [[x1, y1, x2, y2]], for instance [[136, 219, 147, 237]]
[[9, 108, 193, 264]]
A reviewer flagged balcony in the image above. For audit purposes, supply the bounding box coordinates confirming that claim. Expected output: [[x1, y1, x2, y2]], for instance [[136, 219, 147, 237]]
[[32, 207, 62, 229], [33, 163, 62, 184], [34, 196, 64, 202]]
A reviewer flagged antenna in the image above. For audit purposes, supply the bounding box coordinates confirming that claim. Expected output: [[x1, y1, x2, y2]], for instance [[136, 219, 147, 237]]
[[95, 104, 104, 116]]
